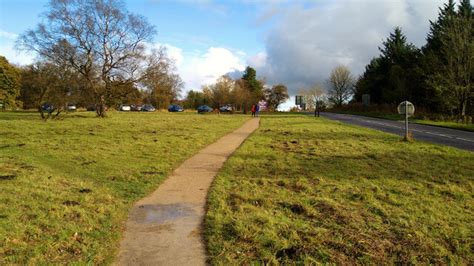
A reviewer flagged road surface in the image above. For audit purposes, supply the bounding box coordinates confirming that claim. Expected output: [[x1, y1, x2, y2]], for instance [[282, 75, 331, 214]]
[[318, 112, 474, 152]]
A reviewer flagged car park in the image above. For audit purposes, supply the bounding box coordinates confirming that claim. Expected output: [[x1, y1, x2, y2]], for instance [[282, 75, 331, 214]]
[[219, 104, 233, 113], [41, 103, 55, 113], [67, 104, 77, 112], [168, 104, 184, 112], [131, 104, 142, 111], [119, 104, 131, 111], [197, 105, 213, 113], [141, 104, 156, 112]]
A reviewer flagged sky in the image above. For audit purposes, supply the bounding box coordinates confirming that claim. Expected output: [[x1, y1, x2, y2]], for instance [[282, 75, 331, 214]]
[[0, 0, 449, 109]]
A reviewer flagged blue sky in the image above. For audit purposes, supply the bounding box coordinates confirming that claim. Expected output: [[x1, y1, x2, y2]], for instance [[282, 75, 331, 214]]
[[0, 0, 449, 109]]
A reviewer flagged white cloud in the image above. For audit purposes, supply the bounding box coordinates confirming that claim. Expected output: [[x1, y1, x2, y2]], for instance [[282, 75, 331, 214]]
[[180, 47, 246, 91], [0, 36, 35, 66], [151, 43, 247, 93], [254, 0, 445, 94], [0, 30, 18, 40], [160, 43, 184, 67], [0, 29, 34, 65]]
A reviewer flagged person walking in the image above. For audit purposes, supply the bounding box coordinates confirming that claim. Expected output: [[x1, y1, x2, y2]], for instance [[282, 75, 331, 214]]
[[255, 103, 260, 117], [251, 104, 256, 117]]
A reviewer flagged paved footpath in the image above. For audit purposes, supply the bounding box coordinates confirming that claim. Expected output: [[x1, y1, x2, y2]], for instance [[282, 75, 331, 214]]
[[319, 112, 474, 152], [116, 118, 260, 266]]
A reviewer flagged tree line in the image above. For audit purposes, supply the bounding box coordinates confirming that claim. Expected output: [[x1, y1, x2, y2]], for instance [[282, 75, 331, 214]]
[[0, 0, 182, 118], [354, 0, 473, 121], [182, 66, 289, 112], [0, 0, 290, 118], [297, 0, 472, 121]]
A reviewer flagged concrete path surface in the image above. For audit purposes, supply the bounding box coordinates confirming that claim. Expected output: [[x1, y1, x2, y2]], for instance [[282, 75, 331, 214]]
[[116, 118, 260, 266], [319, 112, 474, 151]]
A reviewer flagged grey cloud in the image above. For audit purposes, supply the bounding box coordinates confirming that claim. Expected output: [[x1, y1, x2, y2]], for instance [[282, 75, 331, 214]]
[[256, 0, 444, 95]]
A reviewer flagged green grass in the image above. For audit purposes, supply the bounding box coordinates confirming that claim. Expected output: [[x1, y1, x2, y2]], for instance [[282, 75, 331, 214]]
[[0, 111, 249, 264], [205, 114, 474, 264], [413, 120, 474, 132]]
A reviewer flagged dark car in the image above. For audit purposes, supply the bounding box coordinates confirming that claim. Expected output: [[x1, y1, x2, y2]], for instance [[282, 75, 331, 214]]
[[219, 104, 233, 113], [168, 104, 184, 112], [41, 103, 55, 113], [142, 104, 156, 112], [197, 105, 213, 113], [131, 104, 142, 111]]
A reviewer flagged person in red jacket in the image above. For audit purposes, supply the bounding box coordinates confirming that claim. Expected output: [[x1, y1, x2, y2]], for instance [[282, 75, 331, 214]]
[[251, 104, 256, 117]]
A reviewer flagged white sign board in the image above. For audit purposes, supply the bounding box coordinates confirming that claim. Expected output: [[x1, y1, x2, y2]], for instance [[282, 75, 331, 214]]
[[397, 101, 415, 117]]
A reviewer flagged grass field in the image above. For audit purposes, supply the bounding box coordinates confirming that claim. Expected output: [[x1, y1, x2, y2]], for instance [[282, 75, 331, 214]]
[[205, 114, 474, 264], [0, 111, 248, 264], [413, 119, 474, 132]]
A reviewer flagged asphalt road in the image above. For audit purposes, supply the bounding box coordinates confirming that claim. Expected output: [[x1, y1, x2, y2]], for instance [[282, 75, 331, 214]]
[[316, 112, 474, 152]]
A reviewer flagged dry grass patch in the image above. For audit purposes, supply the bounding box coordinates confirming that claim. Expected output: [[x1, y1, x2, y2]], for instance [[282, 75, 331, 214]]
[[205, 114, 474, 264]]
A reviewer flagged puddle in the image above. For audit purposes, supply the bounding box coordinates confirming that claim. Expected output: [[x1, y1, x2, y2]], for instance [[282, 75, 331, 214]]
[[131, 203, 196, 224]]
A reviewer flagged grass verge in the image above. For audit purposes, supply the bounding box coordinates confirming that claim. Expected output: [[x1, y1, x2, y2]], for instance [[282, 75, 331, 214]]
[[0, 111, 248, 264], [327, 110, 474, 132], [413, 119, 474, 132], [205, 114, 474, 264]]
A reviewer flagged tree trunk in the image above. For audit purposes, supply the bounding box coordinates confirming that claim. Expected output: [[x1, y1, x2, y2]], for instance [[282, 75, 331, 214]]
[[461, 98, 467, 123], [38, 106, 45, 120], [96, 95, 106, 117]]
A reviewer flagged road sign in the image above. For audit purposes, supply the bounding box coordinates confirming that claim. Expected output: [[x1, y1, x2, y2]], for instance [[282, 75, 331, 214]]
[[362, 94, 370, 106], [398, 101, 415, 140], [397, 101, 415, 117], [295, 95, 305, 105]]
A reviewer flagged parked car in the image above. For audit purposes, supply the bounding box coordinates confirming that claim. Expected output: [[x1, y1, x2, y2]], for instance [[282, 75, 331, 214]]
[[197, 105, 213, 113], [41, 103, 55, 113], [131, 104, 142, 111], [141, 104, 156, 112], [219, 104, 233, 113], [119, 104, 131, 111], [168, 104, 184, 112], [67, 104, 77, 112]]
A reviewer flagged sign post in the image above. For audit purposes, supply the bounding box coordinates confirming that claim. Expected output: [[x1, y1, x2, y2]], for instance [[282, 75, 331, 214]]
[[397, 101, 415, 140], [295, 95, 306, 111]]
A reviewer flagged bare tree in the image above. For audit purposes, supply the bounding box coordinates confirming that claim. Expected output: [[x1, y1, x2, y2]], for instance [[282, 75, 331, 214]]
[[142, 48, 183, 109], [434, 10, 473, 120], [327, 65, 355, 107], [202, 75, 234, 109], [17, 0, 156, 117], [299, 84, 326, 111]]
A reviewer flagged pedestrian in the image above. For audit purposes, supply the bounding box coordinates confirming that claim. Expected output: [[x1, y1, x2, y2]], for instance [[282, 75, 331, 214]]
[[251, 104, 256, 117], [255, 103, 260, 117]]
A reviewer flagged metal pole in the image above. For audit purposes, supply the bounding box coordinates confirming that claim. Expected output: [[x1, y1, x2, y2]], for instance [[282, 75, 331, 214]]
[[405, 101, 408, 139]]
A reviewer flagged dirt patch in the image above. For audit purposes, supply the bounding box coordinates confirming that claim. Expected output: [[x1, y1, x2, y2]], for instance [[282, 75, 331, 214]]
[[140, 171, 162, 175], [63, 200, 80, 206], [0, 174, 16, 180], [80, 160, 96, 166]]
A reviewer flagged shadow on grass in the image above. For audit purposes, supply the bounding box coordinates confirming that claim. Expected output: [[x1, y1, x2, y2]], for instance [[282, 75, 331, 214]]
[[0, 111, 100, 121]]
